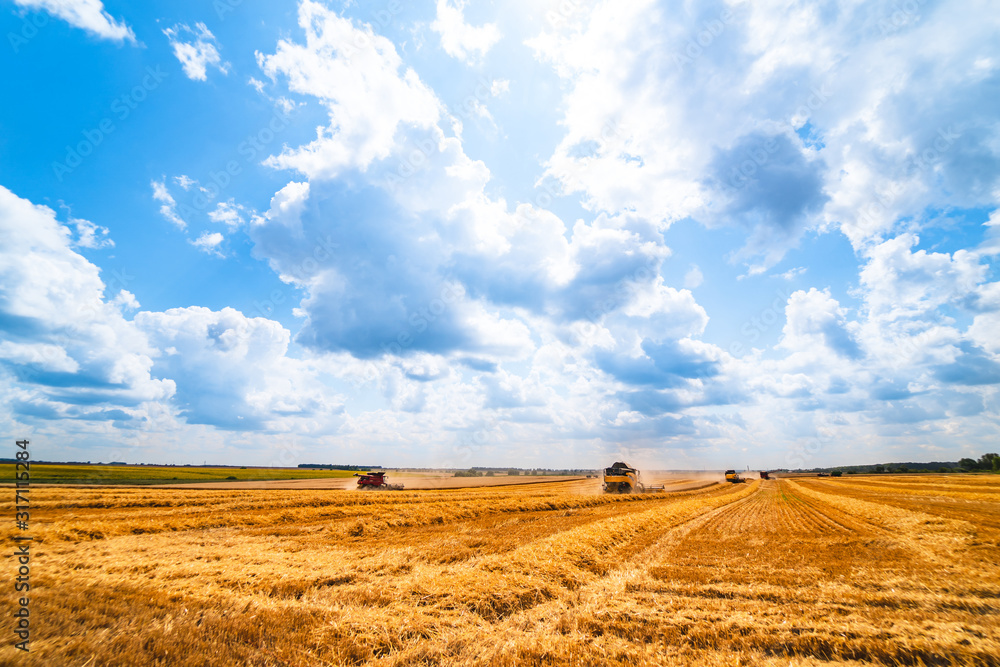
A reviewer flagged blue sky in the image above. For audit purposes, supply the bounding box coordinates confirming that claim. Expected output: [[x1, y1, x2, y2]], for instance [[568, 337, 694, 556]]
[[1, 0, 998, 470]]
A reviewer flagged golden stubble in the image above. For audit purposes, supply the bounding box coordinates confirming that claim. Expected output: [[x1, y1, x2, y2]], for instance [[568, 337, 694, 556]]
[[2, 475, 998, 666]]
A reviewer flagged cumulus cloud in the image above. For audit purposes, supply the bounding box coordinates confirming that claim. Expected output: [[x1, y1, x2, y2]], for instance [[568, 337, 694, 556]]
[[13, 0, 135, 43], [0, 184, 348, 442], [230, 1, 759, 459], [779, 288, 862, 360], [249, 180, 535, 360], [859, 233, 986, 325], [431, 0, 501, 63], [0, 185, 172, 424], [706, 132, 828, 267], [251, 3, 691, 371], [135, 307, 340, 430], [18, 0, 986, 465], [257, 1, 441, 179], [530, 0, 1000, 269], [163, 22, 229, 82], [848, 231, 1000, 396]]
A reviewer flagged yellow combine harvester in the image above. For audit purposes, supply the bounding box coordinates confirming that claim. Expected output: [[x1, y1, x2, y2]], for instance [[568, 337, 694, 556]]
[[724, 469, 745, 483], [602, 461, 664, 494]]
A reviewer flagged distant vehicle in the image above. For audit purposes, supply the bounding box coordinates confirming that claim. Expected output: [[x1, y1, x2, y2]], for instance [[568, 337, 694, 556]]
[[817, 472, 829, 477], [759, 471, 770, 480], [725, 470, 745, 483]]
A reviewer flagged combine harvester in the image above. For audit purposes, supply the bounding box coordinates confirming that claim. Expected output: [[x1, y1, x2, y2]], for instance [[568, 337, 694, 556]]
[[724, 469, 745, 483], [602, 461, 665, 494], [353, 471, 404, 490]]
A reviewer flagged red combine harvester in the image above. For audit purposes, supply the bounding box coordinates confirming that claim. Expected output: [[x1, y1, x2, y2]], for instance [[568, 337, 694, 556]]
[[353, 471, 404, 490], [759, 471, 771, 480]]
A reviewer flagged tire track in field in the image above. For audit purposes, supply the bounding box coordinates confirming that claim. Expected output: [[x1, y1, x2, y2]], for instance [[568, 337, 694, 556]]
[[465, 483, 761, 661], [399, 481, 760, 623], [608, 478, 906, 599], [491, 484, 849, 629], [483, 479, 997, 667]]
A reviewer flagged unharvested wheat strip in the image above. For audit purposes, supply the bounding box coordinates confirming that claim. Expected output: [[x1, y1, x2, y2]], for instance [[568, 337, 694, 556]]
[[828, 478, 1000, 502], [784, 485, 869, 535], [775, 484, 807, 535], [771, 485, 839, 535], [799, 478, 1000, 532], [784, 479, 984, 568], [837, 476, 1000, 490]]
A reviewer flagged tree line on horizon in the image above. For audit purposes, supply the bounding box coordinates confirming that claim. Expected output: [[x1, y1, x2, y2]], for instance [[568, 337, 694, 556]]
[[797, 452, 999, 474]]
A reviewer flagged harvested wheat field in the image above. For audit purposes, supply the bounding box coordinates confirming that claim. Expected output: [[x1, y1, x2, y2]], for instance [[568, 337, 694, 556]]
[[3, 474, 999, 666]]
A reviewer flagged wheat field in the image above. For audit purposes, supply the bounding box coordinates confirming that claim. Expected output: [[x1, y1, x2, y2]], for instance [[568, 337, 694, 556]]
[[2, 474, 999, 666]]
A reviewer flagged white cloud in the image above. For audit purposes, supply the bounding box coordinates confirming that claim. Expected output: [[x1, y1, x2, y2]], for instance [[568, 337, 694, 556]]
[[13, 0, 135, 43], [859, 234, 986, 325], [778, 288, 861, 360], [431, 0, 502, 63], [528, 0, 1000, 270], [246, 3, 737, 455], [0, 184, 345, 442], [151, 179, 186, 230], [134, 307, 341, 431], [257, 0, 441, 179], [190, 231, 225, 256], [173, 174, 196, 190], [683, 265, 703, 289], [69, 216, 114, 249], [778, 266, 807, 281], [208, 200, 248, 232], [0, 185, 173, 424], [163, 22, 230, 82], [113, 290, 140, 311], [0, 341, 79, 373]]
